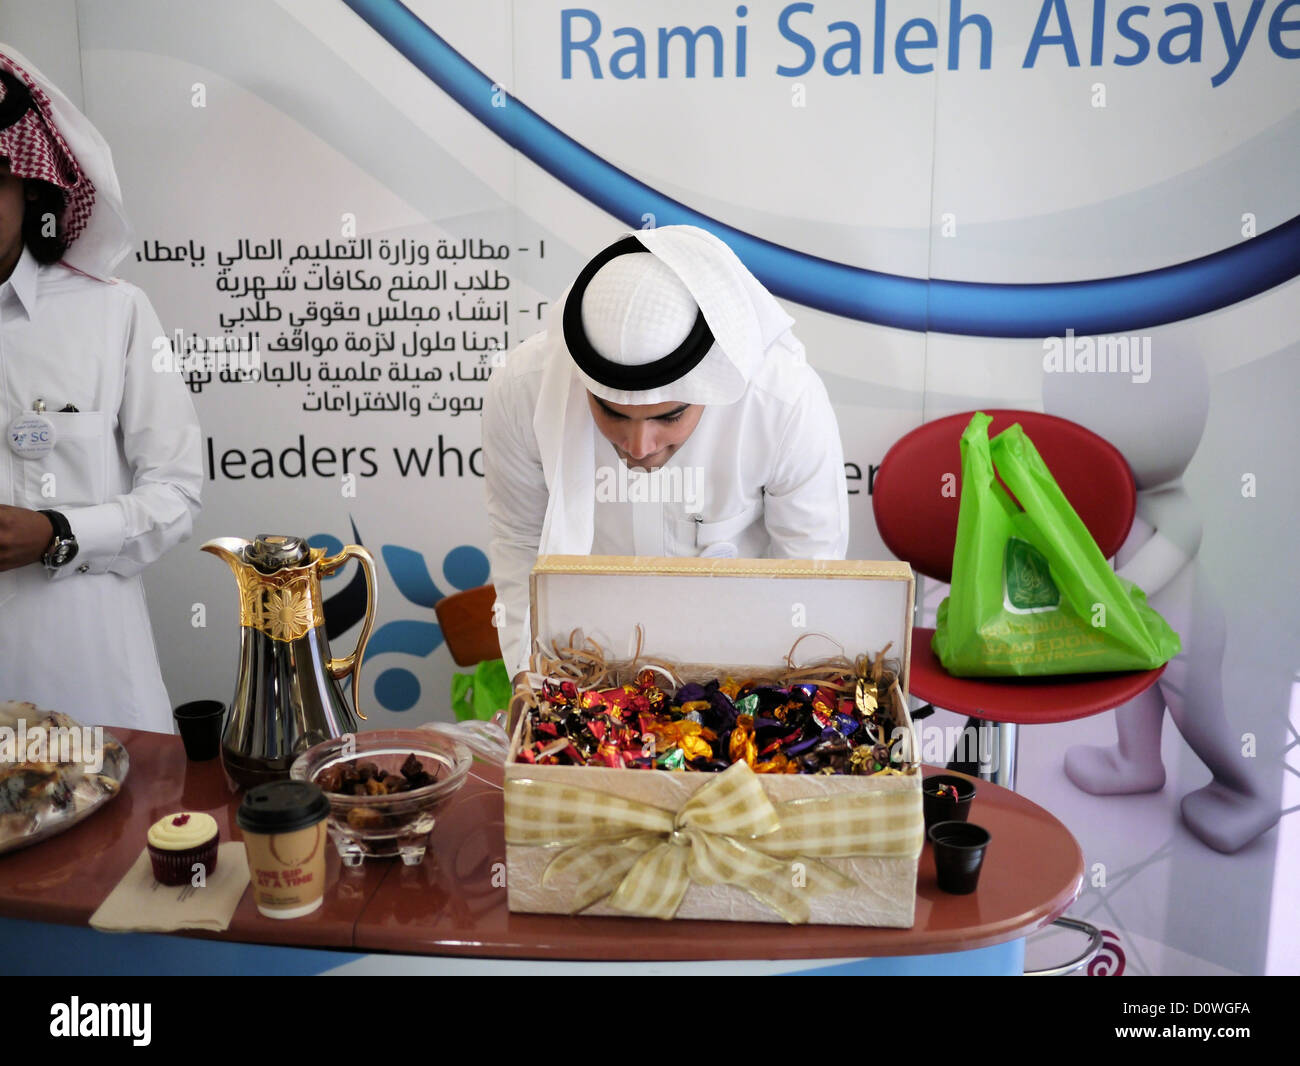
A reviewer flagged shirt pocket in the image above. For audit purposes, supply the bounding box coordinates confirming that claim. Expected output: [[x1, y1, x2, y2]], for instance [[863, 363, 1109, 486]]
[[22, 410, 111, 510], [667, 500, 764, 555]]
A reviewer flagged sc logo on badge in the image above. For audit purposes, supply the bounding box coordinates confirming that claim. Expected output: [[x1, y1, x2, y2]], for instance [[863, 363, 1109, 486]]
[[8, 414, 57, 459]]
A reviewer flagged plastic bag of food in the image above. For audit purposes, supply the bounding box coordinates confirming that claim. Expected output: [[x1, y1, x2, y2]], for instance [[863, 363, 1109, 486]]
[[932, 412, 1180, 676]]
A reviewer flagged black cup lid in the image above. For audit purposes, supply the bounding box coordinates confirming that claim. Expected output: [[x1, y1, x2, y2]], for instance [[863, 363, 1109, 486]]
[[236, 780, 330, 834]]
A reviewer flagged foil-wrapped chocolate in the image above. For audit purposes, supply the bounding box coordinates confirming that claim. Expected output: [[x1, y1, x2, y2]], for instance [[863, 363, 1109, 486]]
[[519, 658, 910, 776]]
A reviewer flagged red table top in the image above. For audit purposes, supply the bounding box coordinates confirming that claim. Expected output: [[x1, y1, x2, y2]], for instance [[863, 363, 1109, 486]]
[[0, 729, 387, 950], [0, 730, 1083, 961]]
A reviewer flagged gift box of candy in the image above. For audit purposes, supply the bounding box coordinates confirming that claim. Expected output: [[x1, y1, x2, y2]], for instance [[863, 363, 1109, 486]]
[[504, 555, 924, 928]]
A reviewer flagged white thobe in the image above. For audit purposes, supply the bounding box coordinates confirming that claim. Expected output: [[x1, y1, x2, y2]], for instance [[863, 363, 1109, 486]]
[[482, 331, 849, 675], [0, 249, 203, 732]]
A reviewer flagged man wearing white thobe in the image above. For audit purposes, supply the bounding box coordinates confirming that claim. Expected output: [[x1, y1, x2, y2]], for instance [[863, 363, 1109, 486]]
[[483, 225, 848, 676], [0, 47, 202, 731]]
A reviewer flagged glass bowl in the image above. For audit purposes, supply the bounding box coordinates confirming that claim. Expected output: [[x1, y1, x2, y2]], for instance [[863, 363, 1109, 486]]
[[290, 729, 471, 866]]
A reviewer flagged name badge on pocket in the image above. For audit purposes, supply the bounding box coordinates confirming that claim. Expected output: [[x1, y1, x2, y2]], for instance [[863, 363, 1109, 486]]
[[8, 411, 56, 460]]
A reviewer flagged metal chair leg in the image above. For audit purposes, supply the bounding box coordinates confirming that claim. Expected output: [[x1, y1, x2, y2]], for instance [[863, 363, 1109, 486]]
[[944, 718, 1018, 789], [1024, 917, 1104, 976], [983, 720, 1017, 790], [945, 715, 981, 777]]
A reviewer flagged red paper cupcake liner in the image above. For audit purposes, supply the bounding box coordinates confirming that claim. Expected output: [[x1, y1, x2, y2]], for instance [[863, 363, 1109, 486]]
[[148, 837, 219, 886]]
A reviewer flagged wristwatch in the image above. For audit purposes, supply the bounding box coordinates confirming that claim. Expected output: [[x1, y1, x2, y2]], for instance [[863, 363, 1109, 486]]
[[38, 509, 79, 570]]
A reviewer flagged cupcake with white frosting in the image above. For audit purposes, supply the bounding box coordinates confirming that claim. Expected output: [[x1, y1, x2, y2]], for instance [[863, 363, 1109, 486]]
[[147, 811, 219, 886]]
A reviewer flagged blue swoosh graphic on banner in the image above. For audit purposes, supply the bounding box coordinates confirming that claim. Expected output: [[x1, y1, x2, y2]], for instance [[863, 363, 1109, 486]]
[[343, 0, 1300, 337]]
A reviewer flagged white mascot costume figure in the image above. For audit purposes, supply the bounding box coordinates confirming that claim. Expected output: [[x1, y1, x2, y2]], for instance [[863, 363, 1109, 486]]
[[1043, 347, 1278, 854]]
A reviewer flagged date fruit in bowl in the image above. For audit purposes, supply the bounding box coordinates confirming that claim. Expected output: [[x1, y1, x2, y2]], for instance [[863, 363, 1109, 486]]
[[291, 730, 470, 866]]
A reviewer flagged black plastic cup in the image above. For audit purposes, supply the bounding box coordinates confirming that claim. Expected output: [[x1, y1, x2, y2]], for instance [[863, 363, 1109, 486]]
[[173, 700, 225, 761], [922, 773, 976, 830], [929, 821, 991, 894]]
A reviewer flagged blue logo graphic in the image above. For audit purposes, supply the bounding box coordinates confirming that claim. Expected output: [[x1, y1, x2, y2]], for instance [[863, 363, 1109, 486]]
[[343, 0, 1300, 337], [311, 527, 490, 713]]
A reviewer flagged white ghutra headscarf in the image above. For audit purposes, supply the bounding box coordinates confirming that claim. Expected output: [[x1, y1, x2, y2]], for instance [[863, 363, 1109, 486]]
[[0, 43, 133, 280], [533, 224, 805, 555]]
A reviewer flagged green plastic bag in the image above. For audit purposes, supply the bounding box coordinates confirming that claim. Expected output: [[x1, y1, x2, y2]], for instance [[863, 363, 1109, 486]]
[[932, 413, 1180, 676], [450, 658, 512, 721]]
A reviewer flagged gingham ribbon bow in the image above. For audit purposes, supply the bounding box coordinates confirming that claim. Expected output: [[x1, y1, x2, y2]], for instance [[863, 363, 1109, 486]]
[[505, 761, 922, 923]]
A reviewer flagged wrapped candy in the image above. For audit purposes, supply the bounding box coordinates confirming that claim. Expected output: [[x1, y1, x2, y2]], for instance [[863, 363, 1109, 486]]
[[542, 679, 578, 708], [634, 668, 669, 711], [728, 714, 757, 767], [579, 683, 650, 718], [855, 677, 879, 716], [594, 738, 624, 768], [657, 748, 686, 771], [648, 720, 716, 763], [679, 734, 714, 761], [831, 712, 860, 739], [518, 655, 911, 776]]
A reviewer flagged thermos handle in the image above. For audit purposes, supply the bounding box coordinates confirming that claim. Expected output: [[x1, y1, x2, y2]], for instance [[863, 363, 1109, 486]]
[[320, 544, 378, 721]]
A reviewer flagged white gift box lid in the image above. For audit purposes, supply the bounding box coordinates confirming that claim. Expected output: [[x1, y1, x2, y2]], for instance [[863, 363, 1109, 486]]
[[528, 555, 914, 701]]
